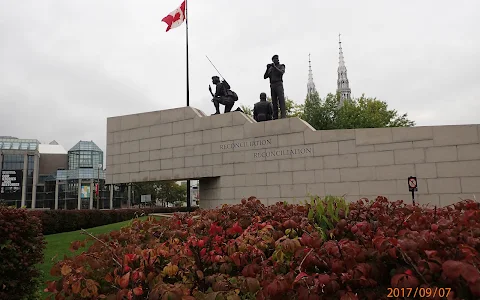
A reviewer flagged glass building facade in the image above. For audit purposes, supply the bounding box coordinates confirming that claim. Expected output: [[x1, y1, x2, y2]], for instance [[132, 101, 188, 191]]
[[1, 138, 117, 210], [0, 139, 39, 152], [67, 141, 103, 170], [51, 141, 108, 210], [0, 138, 39, 208], [2, 154, 24, 170], [1, 138, 131, 210]]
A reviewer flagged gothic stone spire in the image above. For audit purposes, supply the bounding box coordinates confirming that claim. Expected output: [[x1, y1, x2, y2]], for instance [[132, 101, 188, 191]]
[[307, 53, 317, 96], [337, 33, 351, 106]]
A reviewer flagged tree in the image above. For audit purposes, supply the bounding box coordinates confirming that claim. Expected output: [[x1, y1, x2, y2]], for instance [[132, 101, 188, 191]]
[[301, 92, 415, 130], [131, 180, 187, 207], [158, 181, 187, 207], [240, 105, 252, 117], [131, 181, 158, 206], [172, 183, 188, 206], [266, 96, 304, 118], [285, 97, 304, 118]]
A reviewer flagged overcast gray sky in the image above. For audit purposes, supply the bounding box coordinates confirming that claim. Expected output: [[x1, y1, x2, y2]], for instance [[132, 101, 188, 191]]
[[1, 0, 479, 153]]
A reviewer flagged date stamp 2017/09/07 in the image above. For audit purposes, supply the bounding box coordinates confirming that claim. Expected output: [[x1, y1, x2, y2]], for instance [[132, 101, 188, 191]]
[[387, 287, 451, 298]]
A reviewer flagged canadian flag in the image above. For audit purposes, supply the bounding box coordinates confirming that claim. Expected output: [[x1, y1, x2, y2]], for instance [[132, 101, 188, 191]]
[[162, 0, 186, 32]]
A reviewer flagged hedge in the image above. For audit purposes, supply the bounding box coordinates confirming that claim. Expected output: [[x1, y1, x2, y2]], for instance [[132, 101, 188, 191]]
[[0, 205, 46, 300], [44, 196, 480, 299], [29, 206, 198, 235]]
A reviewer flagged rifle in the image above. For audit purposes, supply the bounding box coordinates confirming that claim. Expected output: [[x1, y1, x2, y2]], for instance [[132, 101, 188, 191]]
[[205, 55, 232, 89], [206, 55, 238, 101], [205, 55, 226, 80]]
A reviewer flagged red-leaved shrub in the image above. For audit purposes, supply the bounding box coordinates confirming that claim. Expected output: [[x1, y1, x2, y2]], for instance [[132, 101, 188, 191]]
[[44, 196, 480, 299], [30, 206, 198, 235], [0, 205, 46, 300]]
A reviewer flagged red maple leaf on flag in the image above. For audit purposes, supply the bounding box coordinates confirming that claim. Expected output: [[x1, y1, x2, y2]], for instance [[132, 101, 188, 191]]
[[162, 0, 186, 32]]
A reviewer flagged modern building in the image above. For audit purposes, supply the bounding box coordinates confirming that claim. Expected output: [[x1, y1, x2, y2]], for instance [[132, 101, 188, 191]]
[[1, 137, 188, 210], [0, 137, 114, 209], [50, 140, 108, 210], [0, 138, 40, 208]]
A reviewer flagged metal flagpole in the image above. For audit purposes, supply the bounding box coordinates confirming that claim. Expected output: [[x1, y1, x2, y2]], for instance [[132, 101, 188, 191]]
[[186, 0, 190, 107], [185, 0, 191, 208]]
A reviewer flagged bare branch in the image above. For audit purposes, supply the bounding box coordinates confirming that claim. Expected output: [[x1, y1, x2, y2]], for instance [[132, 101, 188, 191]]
[[80, 229, 122, 267]]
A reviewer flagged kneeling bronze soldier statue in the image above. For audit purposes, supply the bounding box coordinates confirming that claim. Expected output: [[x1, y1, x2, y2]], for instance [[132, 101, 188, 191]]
[[209, 76, 238, 115]]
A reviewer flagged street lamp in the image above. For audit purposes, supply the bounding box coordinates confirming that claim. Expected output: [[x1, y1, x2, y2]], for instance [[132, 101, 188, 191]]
[[96, 164, 102, 209], [64, 175, 69, 210]]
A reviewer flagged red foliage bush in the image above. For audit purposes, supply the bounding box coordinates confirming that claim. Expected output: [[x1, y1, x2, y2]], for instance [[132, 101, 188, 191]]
[[0, 205, 46, 300], [30, 206, 198, 235], [44, 197, 480, 299]]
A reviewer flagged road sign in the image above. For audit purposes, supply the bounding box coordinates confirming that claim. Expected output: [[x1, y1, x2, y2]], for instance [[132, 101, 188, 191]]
[[408, 176, 418, 206], [408, 176, 417, 191], [141, 194, 152, 203]]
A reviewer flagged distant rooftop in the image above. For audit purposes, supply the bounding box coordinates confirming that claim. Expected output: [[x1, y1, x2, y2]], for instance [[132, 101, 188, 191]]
[[0, 138, 40, 151], [39, 144, 68, 154], [69, 140, 103, 153]]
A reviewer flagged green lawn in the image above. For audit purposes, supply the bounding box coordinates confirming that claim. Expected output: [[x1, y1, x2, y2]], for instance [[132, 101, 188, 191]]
[[39, 216, 161, 299]]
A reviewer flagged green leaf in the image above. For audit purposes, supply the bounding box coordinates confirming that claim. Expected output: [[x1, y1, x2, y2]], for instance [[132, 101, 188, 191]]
[[316, 210, 322, 224], [307, 209, 314, 220], [228, 277, 237, 284], [0, 239, 12, 250], [327, 200, 334, 217], [322, 215, 333, 229], [205, 292, 221, 300], [317, 201, 325, 215], [272, 249, 286, 263], [331, 213, 339, 223]]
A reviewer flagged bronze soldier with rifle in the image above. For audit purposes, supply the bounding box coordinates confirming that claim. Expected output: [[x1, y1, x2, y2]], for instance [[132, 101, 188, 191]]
[[264, 54, 286, 119]]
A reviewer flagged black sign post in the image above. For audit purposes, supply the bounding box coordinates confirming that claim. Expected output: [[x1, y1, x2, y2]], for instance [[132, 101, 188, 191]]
[[408, 176, 418, 206]]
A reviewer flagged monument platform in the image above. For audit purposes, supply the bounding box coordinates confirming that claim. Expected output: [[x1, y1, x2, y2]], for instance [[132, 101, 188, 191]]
[[106, 107, 480, 208]]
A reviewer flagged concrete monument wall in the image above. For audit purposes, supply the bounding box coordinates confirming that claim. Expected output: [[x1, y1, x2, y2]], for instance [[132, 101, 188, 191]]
[[106, 107, 480, 208]]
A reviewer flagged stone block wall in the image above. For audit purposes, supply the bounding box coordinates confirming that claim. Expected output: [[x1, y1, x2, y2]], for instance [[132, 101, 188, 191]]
[[106, 107, 480, 208]]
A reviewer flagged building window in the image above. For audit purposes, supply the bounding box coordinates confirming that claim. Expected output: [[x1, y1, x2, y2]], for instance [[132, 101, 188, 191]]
[[79, 152, 92, 168], [2, 154, 24, 170], [68, 150, 103, 170], [68, 153, 79, 170], [27, 155, 34, 174]]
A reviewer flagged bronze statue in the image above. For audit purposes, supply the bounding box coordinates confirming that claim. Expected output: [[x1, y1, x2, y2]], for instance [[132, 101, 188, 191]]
[[253, 92, 273, 122], [264, 54, 286, 119], [209, 76, 238, 115]]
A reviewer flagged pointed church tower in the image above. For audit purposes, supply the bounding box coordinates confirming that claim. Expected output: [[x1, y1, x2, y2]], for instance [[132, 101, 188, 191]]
[[307, 53, 317, 97], [336, 34, 351, 106]]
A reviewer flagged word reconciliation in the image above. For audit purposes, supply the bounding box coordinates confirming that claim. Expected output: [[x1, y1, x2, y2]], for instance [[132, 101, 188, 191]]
[[253, 148, 312, 158], [218, 138, 313, 158]]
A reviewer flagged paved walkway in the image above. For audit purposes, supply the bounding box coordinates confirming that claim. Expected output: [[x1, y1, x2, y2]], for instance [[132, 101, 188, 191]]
[[150, 213, 200, 219]]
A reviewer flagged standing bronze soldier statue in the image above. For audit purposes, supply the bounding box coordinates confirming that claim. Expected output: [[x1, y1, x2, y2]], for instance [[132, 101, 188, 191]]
[[264, 54, 286, 119], [253, 92, 273, 122], [209, 76, 238, 115]]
